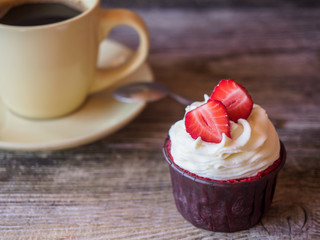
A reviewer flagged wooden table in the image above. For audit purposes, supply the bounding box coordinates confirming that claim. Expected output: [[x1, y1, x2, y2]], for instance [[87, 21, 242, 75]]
[[0, 7, 319, 240]]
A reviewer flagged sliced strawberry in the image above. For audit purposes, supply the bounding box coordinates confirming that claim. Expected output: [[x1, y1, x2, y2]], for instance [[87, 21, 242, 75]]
[[185, 100, 231, 143], [210, 79, 253, 122]]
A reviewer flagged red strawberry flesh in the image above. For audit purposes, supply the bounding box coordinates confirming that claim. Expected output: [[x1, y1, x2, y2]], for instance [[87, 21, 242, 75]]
[[210, 79, 253, 122], [185, 100, 231, 143]]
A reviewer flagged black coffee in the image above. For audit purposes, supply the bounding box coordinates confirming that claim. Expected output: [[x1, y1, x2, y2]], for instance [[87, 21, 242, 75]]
[[0, 2, 83, 26]]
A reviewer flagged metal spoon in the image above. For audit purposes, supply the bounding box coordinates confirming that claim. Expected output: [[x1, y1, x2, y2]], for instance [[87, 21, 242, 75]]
[[113, 82, 193, 106]]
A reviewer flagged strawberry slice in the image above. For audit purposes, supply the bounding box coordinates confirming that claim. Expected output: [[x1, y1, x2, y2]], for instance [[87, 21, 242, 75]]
[[210, 79, 253, 122], [185, 100, 231, 143]]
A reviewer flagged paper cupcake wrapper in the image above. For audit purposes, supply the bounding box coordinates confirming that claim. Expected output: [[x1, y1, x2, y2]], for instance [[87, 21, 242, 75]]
[[163, 136, 286, 232]]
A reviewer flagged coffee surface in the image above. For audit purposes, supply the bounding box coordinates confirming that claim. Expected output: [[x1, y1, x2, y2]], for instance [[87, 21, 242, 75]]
[[0, 2, 82, 26]]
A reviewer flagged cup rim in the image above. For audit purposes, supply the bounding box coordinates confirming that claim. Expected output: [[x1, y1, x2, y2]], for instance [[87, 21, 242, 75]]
[[163, 136, 286, 186], [0, 0, 99, 30]]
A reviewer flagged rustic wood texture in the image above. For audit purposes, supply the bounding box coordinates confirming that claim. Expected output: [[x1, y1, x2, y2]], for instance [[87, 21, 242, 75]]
[[0, 7, 320, 240]]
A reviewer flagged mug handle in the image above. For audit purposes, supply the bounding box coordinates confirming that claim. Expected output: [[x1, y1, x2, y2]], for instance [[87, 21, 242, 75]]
[[89, 9, 150, 94]]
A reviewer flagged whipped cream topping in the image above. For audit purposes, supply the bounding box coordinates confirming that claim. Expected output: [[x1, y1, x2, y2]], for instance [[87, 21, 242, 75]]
[[168, 97, 280, 180]]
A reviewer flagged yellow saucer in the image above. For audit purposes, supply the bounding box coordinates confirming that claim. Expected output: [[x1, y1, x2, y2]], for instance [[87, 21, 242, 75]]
[[0, 39, 153, 151]]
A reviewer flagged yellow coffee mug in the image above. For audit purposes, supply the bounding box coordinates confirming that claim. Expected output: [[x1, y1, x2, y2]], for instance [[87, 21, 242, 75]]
[[0, 0, 149, 119]]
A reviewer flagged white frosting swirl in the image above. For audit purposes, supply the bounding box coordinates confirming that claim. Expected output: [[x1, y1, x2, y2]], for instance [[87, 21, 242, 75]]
[[169, 97, 280, 180]]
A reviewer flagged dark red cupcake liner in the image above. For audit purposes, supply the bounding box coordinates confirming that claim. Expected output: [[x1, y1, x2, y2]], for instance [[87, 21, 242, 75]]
[[163, 136, 286, 232]]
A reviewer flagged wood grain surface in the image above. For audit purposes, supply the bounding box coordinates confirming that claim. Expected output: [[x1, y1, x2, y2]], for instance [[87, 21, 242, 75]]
[[0, 7, 319, 240]]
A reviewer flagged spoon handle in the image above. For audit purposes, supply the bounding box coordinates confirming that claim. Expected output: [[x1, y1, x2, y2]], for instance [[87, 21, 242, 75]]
[[168, 92, 194, 106]]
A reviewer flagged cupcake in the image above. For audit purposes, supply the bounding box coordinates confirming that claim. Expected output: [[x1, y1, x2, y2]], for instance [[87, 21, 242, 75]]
[[163, 79, 286, 232]]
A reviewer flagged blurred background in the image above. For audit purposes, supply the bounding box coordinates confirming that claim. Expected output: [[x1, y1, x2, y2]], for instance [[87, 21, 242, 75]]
[[101, 0, 319, 105], [101, 0, 320, 8]]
